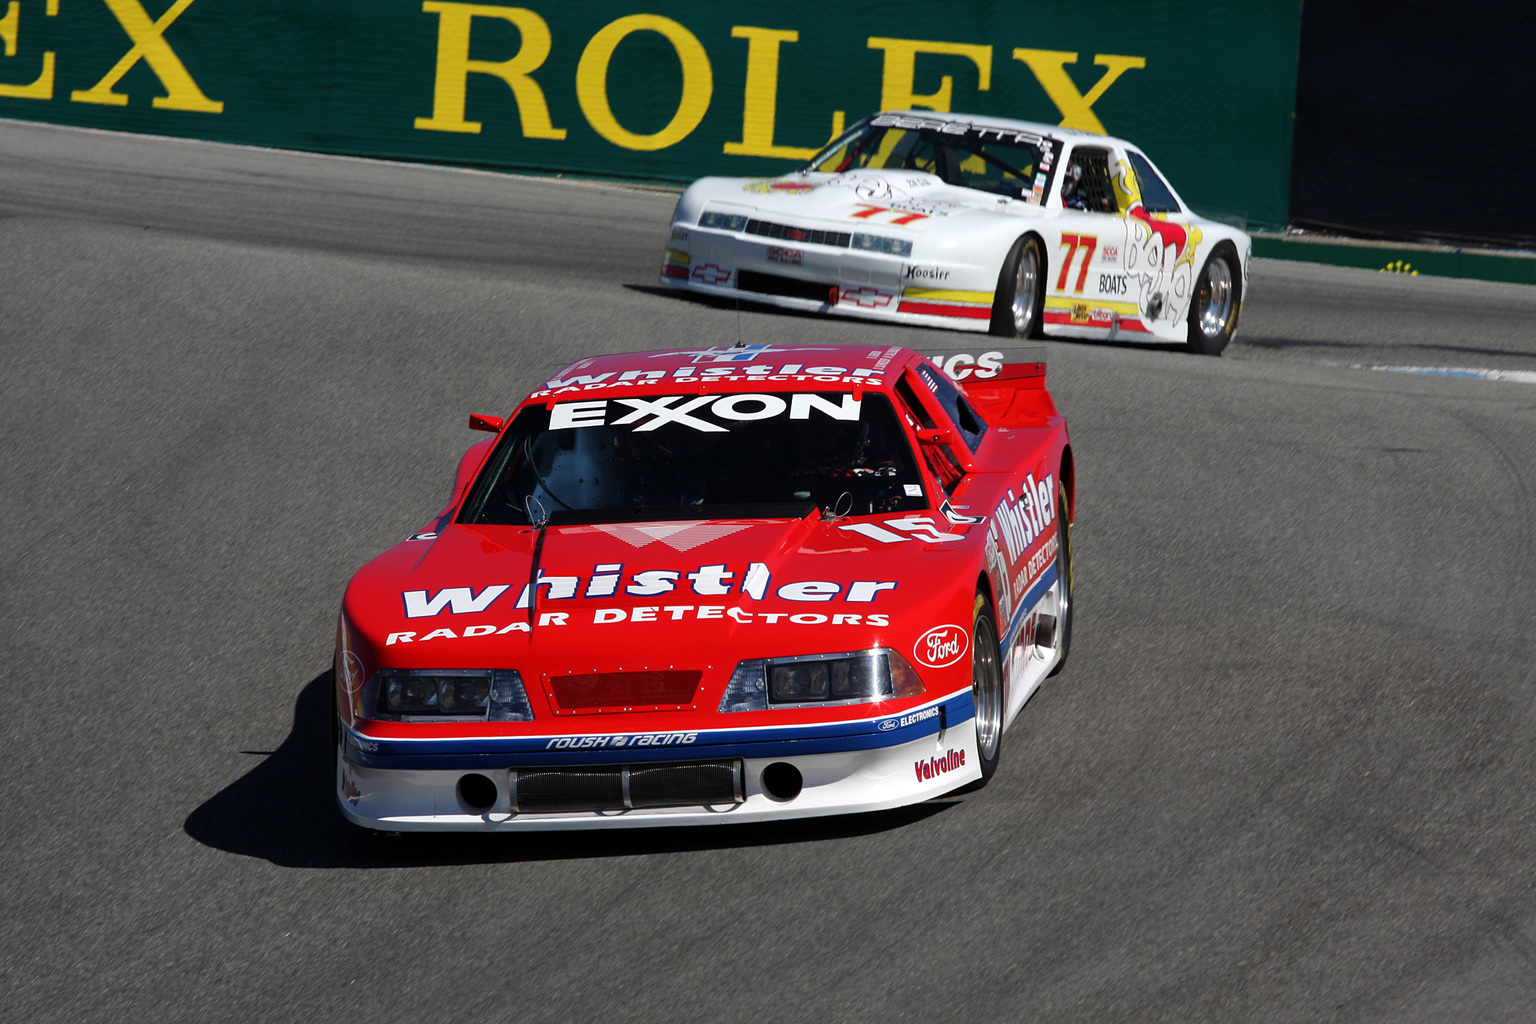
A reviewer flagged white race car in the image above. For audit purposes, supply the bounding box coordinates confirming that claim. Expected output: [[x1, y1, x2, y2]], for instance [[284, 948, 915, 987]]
[[661, 111, 1251, 355]]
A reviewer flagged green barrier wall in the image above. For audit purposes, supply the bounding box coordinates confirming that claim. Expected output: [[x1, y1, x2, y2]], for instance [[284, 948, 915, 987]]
[[0, 0, 1302, 228], [1252, 235, 1536, 286]]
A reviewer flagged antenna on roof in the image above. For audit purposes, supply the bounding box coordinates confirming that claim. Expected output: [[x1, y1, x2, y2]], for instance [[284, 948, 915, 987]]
[[734, 293, 743, 348]]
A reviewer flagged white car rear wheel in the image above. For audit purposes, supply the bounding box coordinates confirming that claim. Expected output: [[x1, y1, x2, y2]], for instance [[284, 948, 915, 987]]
[[1186, 244, 1242, 355]]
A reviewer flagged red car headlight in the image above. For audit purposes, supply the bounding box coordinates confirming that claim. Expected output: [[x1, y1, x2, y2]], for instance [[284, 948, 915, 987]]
[[718, 649, 924, 712], [360, 669, 534, 723]]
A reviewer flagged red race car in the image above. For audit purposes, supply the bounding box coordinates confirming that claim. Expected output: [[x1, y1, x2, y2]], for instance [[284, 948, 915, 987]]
[[334, 342, 1074, 830]]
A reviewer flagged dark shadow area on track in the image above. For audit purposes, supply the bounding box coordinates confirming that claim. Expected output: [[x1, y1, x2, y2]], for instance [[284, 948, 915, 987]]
[[626, 283, 1190, 355], [185, 672, 958, 869]]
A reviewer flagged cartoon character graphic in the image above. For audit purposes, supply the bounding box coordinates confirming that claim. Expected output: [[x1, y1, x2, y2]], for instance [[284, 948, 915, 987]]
[[827, 171, 909, 203], [1111, 160, 1203, 325]]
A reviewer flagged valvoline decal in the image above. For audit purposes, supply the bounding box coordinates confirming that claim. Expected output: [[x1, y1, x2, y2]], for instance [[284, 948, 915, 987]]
[[914, 624, 969, 668]]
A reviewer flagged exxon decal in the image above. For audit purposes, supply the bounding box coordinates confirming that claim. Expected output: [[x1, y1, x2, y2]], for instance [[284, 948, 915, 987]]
[[549, 393, 859, 432]]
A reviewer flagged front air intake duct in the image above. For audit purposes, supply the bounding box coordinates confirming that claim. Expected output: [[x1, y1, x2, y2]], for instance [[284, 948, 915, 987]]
[[512, 760, 744, 813]]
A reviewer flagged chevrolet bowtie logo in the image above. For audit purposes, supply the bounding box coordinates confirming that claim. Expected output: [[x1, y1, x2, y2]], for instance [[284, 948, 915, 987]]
[[839, 287, 894, 309], [691, 264, 732, 285]]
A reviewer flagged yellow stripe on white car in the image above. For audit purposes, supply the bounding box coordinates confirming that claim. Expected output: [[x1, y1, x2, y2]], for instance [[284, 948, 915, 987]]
[[904, 287, 994, 305]]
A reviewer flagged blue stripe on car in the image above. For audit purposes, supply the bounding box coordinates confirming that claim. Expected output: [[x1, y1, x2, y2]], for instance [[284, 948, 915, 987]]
[[343, 690, 977, 769]]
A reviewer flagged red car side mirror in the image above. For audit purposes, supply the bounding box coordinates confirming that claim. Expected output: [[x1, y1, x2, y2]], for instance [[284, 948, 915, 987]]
[[468, 413, 505, 433]]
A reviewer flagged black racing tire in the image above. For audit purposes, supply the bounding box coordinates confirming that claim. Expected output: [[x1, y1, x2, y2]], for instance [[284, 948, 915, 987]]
[[1048, 480, 1074, 677], [990, 235, 1045, 339], [972, 593, 1005, 784], [330, 671, 340, 755], [1186, 242, 1242, 355]]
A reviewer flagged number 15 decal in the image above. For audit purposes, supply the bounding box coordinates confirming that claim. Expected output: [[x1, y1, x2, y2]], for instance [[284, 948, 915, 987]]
[[1056, 234, 1097, 294]]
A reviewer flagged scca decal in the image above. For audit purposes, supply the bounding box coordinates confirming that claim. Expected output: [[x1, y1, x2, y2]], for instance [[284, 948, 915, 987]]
[[550, 393, 859, 431]]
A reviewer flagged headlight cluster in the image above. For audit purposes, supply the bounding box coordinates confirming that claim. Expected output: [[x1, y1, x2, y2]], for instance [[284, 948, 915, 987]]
[[851, 233, 913, 258], [718, 649, 925, 712], [361, 669, 534, 722], [699, 211, 748, 232]]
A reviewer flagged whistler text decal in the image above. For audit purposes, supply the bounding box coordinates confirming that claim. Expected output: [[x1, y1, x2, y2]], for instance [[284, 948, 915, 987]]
[[401, 562, 898, 619], [540, 358, 889, 390], [989, 472, 1056, 564], [549, 393, 860, 431]]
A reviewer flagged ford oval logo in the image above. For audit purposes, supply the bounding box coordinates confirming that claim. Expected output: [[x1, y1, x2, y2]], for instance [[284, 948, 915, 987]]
[[913, 624, 970, 669], [877, 719, 898, 732]]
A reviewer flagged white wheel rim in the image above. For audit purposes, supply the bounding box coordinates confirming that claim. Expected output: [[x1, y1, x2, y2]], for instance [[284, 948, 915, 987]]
[[1197, 258, 1233, 337], [973, 616, 1002, 761], [1011, 247, 1038, 336]]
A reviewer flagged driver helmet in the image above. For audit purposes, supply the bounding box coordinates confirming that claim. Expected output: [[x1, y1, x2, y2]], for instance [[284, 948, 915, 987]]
[[1061, 162, 1082, 198]]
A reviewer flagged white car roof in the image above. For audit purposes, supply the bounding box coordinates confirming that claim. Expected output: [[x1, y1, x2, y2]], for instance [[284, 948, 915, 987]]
[[879, 109, 1127, 148]]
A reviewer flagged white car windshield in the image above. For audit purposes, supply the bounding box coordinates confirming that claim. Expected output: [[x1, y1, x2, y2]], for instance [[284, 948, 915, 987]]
[[458, 391, 930, 526], [808, 115, 1060, 202]]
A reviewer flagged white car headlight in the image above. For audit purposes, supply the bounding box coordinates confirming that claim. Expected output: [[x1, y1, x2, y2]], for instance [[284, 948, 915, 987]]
[[851, 233, 913, 258]]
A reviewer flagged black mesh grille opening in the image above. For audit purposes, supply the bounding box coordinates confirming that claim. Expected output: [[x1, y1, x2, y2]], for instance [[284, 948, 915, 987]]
[[516, 768, 623, 813], [744, 219, 851, 247], [1074, 149, 1115, 214], [630, 761, 740, 808], [738, 270, 831, 303]]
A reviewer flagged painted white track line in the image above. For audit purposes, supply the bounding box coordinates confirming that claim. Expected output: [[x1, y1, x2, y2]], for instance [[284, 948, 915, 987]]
[[1352, 364, 1536, 384]]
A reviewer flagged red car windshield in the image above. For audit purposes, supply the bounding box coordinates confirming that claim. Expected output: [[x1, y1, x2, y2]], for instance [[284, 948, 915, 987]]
[[458, 391, 929, 526]]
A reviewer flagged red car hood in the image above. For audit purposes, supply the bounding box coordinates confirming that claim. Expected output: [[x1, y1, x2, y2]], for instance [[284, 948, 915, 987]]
[[342, 514, 979, 689]]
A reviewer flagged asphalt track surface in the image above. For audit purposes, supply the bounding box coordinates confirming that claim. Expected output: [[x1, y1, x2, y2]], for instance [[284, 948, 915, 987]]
[[4, 119, 1536, 1023]]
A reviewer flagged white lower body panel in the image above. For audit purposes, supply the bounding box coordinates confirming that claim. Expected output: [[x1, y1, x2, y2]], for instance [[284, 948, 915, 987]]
[[338, 726, 982, 832]]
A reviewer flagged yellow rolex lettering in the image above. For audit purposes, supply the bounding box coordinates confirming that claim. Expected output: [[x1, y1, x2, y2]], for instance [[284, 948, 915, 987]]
[[70, 0, 222, 112], [0, 2, 18, 56], [866, 37, 991, 112], [577, 14, 711, 152], [1011, 49, 1145, 134], [723, 26, 843, 159], [0, 1, 51, 99], [413, 2, 565, 138]]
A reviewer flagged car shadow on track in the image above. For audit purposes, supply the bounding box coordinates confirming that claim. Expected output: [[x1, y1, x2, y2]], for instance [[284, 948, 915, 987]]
[[184, 672, 957, 868], [625, 284, 1190, 353]]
